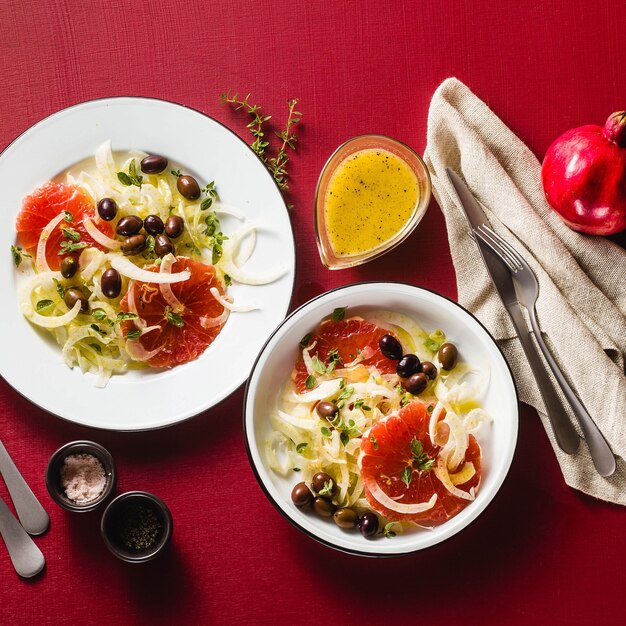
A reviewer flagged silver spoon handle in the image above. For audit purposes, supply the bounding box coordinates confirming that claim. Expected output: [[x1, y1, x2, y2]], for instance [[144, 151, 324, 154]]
[[528, 310, 616, 477], [0, 495, 45, 578], [0, 440, 49, 535]]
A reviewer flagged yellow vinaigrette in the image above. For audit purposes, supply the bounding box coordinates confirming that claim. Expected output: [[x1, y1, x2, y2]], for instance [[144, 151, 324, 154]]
[[323, 148, 419, 258]]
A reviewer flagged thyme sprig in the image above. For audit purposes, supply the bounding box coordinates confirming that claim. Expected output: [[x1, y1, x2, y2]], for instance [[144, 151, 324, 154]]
[[220, 92, 301, 191]]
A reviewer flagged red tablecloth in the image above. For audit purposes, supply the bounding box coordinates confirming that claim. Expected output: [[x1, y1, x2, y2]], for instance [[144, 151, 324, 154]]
[[1, 1, 624, 624]]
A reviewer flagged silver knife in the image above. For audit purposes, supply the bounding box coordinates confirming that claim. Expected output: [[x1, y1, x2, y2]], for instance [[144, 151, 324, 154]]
[[446, 168, 580, 454]]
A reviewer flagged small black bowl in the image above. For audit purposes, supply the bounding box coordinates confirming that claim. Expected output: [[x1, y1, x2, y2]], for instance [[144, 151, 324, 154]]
[[45, 440, 116, 513], [101, 491, 173, 563]]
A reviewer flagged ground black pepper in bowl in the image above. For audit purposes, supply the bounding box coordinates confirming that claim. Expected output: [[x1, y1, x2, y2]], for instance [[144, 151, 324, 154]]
[[101, 491, 173, 563], [118, 503, 163, 551]]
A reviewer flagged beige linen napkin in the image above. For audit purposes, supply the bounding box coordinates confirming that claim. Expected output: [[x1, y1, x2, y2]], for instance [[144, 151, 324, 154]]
[[424, 78, 626, 504]]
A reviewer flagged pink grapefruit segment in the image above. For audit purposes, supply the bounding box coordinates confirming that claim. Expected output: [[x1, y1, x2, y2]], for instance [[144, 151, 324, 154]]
[[120, 257, 226, 368], [293, 317, 397, 391], [360, 402, 481, 525], [15, 181, 114, 270]]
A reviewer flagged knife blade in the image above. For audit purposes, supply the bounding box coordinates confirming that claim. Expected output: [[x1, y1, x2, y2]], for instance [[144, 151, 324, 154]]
[[445, 168, 580, 454]]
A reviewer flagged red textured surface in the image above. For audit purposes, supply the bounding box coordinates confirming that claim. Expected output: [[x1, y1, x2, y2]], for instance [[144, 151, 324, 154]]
[[0, 1, 624, 624]]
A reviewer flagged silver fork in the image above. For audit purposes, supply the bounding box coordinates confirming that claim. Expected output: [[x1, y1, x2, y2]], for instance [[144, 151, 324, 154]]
[[474, 224, 616, 477]]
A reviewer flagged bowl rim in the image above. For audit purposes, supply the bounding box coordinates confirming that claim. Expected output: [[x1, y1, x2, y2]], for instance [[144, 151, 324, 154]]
[[243, 281, 519, 557]]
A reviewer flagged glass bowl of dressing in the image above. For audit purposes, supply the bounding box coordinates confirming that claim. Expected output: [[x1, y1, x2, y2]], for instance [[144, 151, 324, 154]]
[[314, 135, 431, 269]]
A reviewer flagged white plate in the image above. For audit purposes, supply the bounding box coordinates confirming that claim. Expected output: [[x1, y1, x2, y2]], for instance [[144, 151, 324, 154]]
[[0, 97, 295, 430], [244, 283, 518, 556]]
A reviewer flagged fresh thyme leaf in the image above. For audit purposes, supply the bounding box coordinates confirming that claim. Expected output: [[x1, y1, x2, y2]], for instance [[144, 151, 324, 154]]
[[410, 437, 435, 471], [296, 442, 308, 454], [90, 323, 106, 336], [200, 197, 213, 211], [223, 274, 232, 287], [339, 430, 350, 446], [354, 399, 371, 411], [382, 522, 397, 538], [61, 227, 81, 242], [299, 332, 313, 348], [293, 467, 301, 472], [401, 466, 413, 487], [164, 306, 184, 328], [320, 425, 332, 437], [369, 434, 379, 450], [427, 404, 434, 414], [200, 182, 217, 210], [204, 212, 220, 237], [171, 169, 182, 178], [311, 355, 327, 375], [117, 160, 143, 188], [126, 329, 141, 340], [10, 245, 30, 267], [318, 479, 334, 496], [396, 383, 404, 395], [36, 299, 54, 312], [400, 395, 411, 407], [63, 211, 74, 222], [58, 241, 88, 254], [53, 278, 65, 298], [117, 172, 132, 186], [305, 374, 316, 389], [424, 329, 446, 353], [116, 311, 138, 322], [91, 308, 107, 321], [331, 307, 346, 321], [145, 235, 155, 253]]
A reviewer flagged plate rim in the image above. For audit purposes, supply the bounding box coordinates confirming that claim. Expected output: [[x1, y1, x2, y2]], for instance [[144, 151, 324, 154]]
[[243, 281, 519, 557], [0, 95, 297, 431]]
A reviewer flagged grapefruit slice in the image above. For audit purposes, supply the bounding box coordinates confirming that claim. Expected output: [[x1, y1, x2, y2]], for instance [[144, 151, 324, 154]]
[[119, 257, 226, 368], [15, 181, 114, 270], [293, 317, 397, 391], [360, 402, 481, 525]]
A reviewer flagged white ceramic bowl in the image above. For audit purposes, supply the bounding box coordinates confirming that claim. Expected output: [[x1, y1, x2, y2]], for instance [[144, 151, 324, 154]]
[[244, 282, 518, 556]]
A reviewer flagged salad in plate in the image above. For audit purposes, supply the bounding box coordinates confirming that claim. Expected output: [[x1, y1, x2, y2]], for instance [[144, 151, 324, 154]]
[[265, 307, 491, 538], [12, 141, 284, 386]]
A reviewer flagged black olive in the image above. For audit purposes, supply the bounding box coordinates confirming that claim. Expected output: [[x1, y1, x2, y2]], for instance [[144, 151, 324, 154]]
[[438, 343, 459, 371], [316, 401, 338, 419], [154, 234, 174, 258], [122, 234, 147, 255], [140, 155, 168, 174], [97, 197, 118, 221], [60, 256, 78, 279], [333, 508, 359, 529], [177, 175, 201, 200], [312, 497, 336, 518], [64, 287, 89, 313], [116, 215, 143, 237], [311, 472, 335, 497], [291, 482, 313, 508], [405, 372, 429, 395], [359, 511, 379, 538], [101, 268, 122, 299], [143, 214, 165, 236], [164, 215, 184, 239], [420, 361, 438, 380], [379, 334, 403, 360], [396, 353, 420, 378]]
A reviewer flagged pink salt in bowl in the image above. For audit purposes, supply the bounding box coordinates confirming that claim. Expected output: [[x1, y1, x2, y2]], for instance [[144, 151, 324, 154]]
[[45, 440, 117, 513]]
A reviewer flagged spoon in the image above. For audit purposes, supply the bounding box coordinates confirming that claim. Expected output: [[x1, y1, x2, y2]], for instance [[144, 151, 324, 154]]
[[0, 495, 45, 577], [0, 440, 49, 535]]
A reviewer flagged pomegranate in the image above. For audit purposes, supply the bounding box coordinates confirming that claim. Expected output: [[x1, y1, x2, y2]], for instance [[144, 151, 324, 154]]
[[542, 111, 626, 235]]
